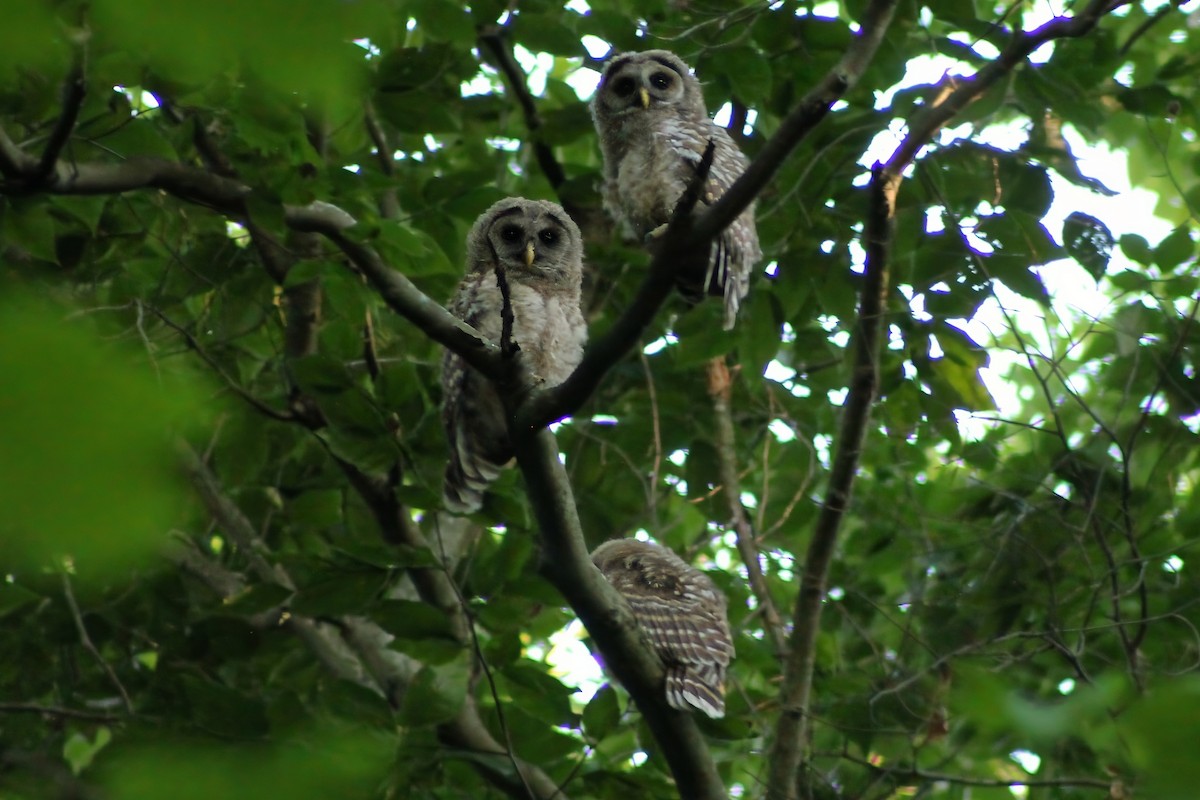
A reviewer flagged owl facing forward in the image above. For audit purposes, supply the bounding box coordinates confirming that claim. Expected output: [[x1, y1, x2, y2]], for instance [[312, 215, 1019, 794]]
[[591, 539, 734, 718], [441, 198, 587, 513], [591, 49, 761, 330]]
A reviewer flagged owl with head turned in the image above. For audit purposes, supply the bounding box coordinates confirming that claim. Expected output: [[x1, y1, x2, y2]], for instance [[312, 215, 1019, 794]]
[[591, 538, 734, 718], [591, 49, 761, 331], [441, 198, 587, 513]]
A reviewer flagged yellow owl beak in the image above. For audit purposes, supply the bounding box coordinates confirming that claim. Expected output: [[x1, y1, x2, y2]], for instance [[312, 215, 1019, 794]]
[[524, 241, 536, 266], [639, 87, 650, 109]]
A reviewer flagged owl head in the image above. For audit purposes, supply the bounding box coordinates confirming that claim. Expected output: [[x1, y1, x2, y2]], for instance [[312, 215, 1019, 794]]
[[591, 49, 707, 125], [466, 198, 583, 284]]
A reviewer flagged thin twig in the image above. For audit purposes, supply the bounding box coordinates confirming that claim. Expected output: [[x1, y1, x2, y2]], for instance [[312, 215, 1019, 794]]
[[706, 356, 788, 657], [0, 702, 121, 724], [639, 350, 664, 523], [144, 302, 295, 422], [478, 29, 567, 191], [818, 750, 1111, 791], [61, 572, 134, 714]]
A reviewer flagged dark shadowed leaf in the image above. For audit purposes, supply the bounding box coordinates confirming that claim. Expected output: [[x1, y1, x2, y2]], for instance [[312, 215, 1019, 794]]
[[1062, 211, 1113, 281]]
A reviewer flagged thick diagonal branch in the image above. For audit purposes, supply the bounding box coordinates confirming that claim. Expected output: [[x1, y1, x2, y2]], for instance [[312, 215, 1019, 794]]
[[511, 425, 727, 800]]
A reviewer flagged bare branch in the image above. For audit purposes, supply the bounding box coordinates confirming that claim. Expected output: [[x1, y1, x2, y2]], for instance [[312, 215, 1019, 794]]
[[883, 0, 1131, 177], [478, 29, 567, 191], [145, 303, 296, 422], [363, 101, 402, 219], [818, 751, 1112, 791], [494, 265, 520, 358], [0, 703, 120, 724], [693, 0, 900, 242], [179, 443, 563, 800], [324, 229, 505, 381], [35, 61, 86, 183], [707, 356, 787, 657], [766, 162, 894, 800], [61, 572, 134, 714]]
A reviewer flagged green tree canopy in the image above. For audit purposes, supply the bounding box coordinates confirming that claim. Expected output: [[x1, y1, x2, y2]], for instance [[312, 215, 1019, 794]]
[[1, 1, 1198, 799]]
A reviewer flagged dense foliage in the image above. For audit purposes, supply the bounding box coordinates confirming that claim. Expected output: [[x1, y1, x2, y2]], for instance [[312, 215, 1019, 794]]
[[1, 1, 1198, 798]]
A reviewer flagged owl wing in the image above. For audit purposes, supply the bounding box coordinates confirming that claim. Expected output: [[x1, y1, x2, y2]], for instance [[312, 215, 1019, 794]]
[[623, 588, 733, 718], [441, 273, 507, 513], [669, 122, 760, 328]]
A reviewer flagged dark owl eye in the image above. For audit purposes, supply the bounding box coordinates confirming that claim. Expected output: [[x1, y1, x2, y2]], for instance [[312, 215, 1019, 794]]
[[612, 76, 636, 97], [499, 225, 522, 242], [539, 229, 559, 245], [650, 71, 671, 90]]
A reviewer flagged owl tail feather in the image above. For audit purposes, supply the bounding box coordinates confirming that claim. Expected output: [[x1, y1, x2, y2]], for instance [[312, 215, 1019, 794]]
[[676, 238, 743, 331], [443, 453, 505, 514], [665, 664, 726, 719]]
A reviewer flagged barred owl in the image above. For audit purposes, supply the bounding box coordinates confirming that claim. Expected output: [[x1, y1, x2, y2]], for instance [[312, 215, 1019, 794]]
[[591, 49, 761, 330], [441, 198, 587, 513], [591, 538, 734, 718]]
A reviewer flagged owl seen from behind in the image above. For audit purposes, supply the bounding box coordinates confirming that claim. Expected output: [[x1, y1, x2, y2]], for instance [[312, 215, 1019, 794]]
[[441, 198, 587, 513], [591, 49, 761, 330], [591, 538, 734, 718]]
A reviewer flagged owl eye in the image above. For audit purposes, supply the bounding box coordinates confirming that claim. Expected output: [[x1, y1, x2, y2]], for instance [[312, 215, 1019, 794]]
[[538, 229, 559, 246], [499, 225, 523, 242], [612, 76, 636, 97], [649, 71, 671, 90]]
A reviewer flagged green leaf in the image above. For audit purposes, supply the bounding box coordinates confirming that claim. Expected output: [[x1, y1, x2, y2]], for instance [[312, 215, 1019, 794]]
[[1119, 232, 1154, 265], [291, 572, 386, 616], [582, 684, 620, 742], [0, 296, 205, 574], [98, 726, 391, 800], [1153, 226, 1195, 270], [182, 675, 270, 738], [321, 679, 395, 730], [223, 582, 293, 616], [514, 13, 583, 56], [398, 658, 470, 726], [1062, 210, 1113, 280], [0, 581, 40, 618], [409, 0, 475, 44], [64, 727, 112, 775], [289, 354, 355, 395], [1116, 84, 1182, 117]]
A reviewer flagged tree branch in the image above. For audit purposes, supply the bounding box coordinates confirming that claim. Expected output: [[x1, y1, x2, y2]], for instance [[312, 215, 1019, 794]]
[[820, 751, 1112, 791], [765, 162, 894, 800], [693, 0, 899, 243], [61, 571, 134, 714], [324, 229, 505, 381], [180, 442, 564, 800], [706, 356, 787, 657], [521, 0, 897, 431], [34, 60, 86, 183], [478, 28, 567, 192], [517, 142, 715, 430], [765, 3, 1129, 797], [0, 703, 120, 724], [510, 424, 726, 800], [885, 0, 1132, 175]]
